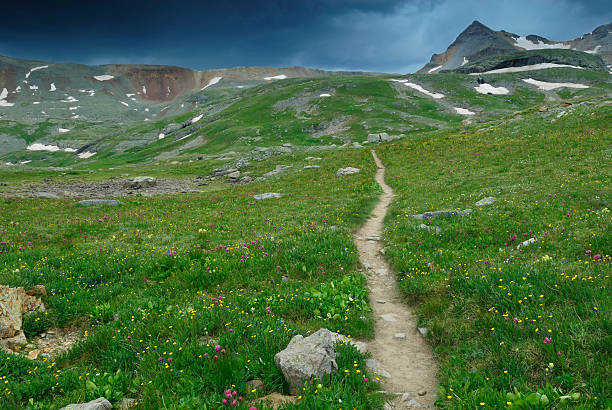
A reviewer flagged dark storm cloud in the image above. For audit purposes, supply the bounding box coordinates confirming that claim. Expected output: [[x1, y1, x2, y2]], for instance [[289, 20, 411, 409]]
[[1, 0, 610, 73]]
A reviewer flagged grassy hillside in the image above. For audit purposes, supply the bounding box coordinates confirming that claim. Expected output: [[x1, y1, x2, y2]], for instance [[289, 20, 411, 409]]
[[378, 101, 611, 408], [0, 69, 610, 409]]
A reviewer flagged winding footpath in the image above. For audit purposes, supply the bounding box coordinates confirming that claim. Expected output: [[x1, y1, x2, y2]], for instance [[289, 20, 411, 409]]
[[355, 150, 438, 409]]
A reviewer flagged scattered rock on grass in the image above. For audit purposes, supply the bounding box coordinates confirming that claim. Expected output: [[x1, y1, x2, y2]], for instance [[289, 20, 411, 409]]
[[254, 193, 282, 200], [336, 167, 360, 177], [77, 200, 121, 206], [60, 397, 112, 410], [126, 176, 156, 189], [117, 398, 137, 409], [274, 328, 338, 394], [418, 224, 441, 234], [413, 209, 472, 220], [475, 196, 496, 206]]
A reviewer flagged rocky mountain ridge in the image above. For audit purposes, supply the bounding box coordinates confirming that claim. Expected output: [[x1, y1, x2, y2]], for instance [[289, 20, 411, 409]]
[[418, 20, 612, 73]]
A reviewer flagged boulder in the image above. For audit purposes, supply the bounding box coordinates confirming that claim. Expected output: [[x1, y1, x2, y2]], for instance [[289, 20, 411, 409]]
[[77, 200, 121, 207], [162, 123, 183, 134], [303, 165, 320, 169], [336, 167, 360, 177], [60, 397, 112, 410], [36, 192, 59, 199], [367, 133, 390, 143], [418, 224, 441, 234], [254, 193, 282, 200], [0, 286, 45, 350], [262, 165, 292, 179], [274, 328, 338, 394], [126, 176, 156, 189], [413, 209, 472, 220], [475, 197, 496, 206], [226, 171, 241, 181]]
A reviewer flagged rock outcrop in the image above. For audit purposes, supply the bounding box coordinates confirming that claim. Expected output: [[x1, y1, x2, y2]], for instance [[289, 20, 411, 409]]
[[0, 285, 45, 350]]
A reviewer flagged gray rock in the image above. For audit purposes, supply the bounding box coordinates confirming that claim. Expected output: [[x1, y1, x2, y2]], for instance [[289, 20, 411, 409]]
[[418, 224, 441, 234], [262, 165, 292, 179], [77, 200, 121, 207], [336, 167, 360, 177], [117, 398, 137, 409], [305, 157, 322, 161], [246, 379, 265, 393], [366, 359, 378, 368], [274, 328, 338, 394], [303, 165, 320, 169], [393, 333, 406, 340], [162, 123, 183, 134], [0, 286, 45, 350], [335, 334, 367, 354], [254, 193, 282, 200], [60, 397, 112, 410], [418, 327, 428, 336], [238, 176, 253, 184], [418, 390, 427, 396], [126, 176, 156, 189], [226, 171, 241, 181], [352, 142, 364, 148], [367, 132, 390, 143], [381, 314, 396, 322], [475, 196, 496, 206], [413, 209, 472, 220], [235, 157, 250, 169], [36, 192, 59, 199]]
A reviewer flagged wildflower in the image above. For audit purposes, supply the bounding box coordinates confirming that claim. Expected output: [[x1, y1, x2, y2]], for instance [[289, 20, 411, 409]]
[[266, 307, 271, 314], [544, 337, 552, 344], [513, 317, 519, 323], [585, 250, 592, 254], [363, 377, 368, 383], [593, 254, 601, 260], [215, 345, 222, 352]]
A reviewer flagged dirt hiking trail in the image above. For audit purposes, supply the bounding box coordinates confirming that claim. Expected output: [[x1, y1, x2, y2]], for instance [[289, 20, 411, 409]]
[[355, 150, 438, 409]]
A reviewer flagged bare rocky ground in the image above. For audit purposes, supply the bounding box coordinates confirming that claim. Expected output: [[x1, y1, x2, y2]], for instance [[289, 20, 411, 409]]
[[355, 151, 438, 409], [1, 178, 203, 199]]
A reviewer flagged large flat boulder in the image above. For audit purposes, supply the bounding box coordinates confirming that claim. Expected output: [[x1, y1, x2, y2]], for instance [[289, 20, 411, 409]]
[[413, 209, 472, 220], [60, 397, 112, 410], [337, 167, 360, 177], [274, 328, 339, 394]]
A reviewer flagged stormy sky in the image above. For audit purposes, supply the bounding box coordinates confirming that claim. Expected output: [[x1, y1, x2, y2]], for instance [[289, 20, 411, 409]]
[[1, 0, 610, 73]]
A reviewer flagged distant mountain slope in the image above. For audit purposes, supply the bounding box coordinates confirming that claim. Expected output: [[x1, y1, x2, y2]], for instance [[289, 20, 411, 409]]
[[418, 21, 612, 73], [0, 55, 376, 123]]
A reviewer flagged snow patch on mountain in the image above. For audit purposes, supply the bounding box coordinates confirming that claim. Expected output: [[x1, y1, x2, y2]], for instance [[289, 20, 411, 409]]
[[514, 37, 571, 50], [25, 65, 48, 79], [454, 107, 475, 115], [471, 63, 584, 75], [264, 74, 287, 80], [191, 114, 204, 123], [94, 75, 115, 81], [428, 65, 443, 73], [201, 76, 222, 90], [474, 84, 509, 95], [49, 83, 56, 91], [77, 151, 96, 159], [521, 78, 589, 91], [584, 45, 602, 54], [27, 143, 77, 153], [390, 79, 445, 99], [58, 128, 71, 133], [461, 57, 469, 67], [0, 88, 14, 106]]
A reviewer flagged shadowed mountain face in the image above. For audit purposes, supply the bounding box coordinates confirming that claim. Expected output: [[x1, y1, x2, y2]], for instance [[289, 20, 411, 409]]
[[418, 21, 612, 73]]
